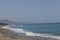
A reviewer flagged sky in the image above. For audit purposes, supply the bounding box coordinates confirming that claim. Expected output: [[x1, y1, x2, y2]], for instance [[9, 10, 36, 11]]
[[0, 0, 60, 23]]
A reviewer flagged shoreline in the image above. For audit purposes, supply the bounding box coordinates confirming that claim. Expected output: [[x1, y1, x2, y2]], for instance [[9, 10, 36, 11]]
[[0, 26, 59, 40]]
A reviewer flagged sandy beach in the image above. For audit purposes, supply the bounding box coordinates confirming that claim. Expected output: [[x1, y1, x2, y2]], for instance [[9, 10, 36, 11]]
[[0, 26, 59, 40]]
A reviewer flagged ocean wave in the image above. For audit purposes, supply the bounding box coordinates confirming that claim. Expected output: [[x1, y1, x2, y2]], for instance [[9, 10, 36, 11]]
[[1, 25, 60, 40], [18, 25, 24, 27]]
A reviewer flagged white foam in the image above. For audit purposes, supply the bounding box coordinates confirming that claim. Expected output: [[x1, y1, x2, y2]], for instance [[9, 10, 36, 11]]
[[1, 26, 25, 33], [1, 25, 60, 40], [2, 26, 9, 28], [25, 32, 60, 40]]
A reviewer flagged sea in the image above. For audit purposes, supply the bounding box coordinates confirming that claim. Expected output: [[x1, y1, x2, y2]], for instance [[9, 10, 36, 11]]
[[2, 23, 60, 40]]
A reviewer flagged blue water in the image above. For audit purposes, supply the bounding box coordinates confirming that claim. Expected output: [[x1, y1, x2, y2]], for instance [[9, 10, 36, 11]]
[[10, 23, 60, 35]]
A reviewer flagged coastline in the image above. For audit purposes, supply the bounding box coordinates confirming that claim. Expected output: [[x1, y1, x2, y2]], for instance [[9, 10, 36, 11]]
[[0, 25, 59, 40]]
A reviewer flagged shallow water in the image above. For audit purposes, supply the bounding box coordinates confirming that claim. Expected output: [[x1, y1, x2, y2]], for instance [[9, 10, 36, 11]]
[[9, 23, 60, 35], [2, 23, 60, 40]]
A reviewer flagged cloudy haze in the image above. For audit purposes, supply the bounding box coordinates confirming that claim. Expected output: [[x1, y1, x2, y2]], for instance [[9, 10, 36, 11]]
[[0, 0, 60, 23]]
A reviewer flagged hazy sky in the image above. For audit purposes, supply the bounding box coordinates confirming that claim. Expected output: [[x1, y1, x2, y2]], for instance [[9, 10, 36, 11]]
[[0, 0, 60, 23]]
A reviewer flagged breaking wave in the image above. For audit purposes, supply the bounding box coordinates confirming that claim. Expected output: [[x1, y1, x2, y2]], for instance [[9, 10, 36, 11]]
[[1, 25, 60, 40]]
